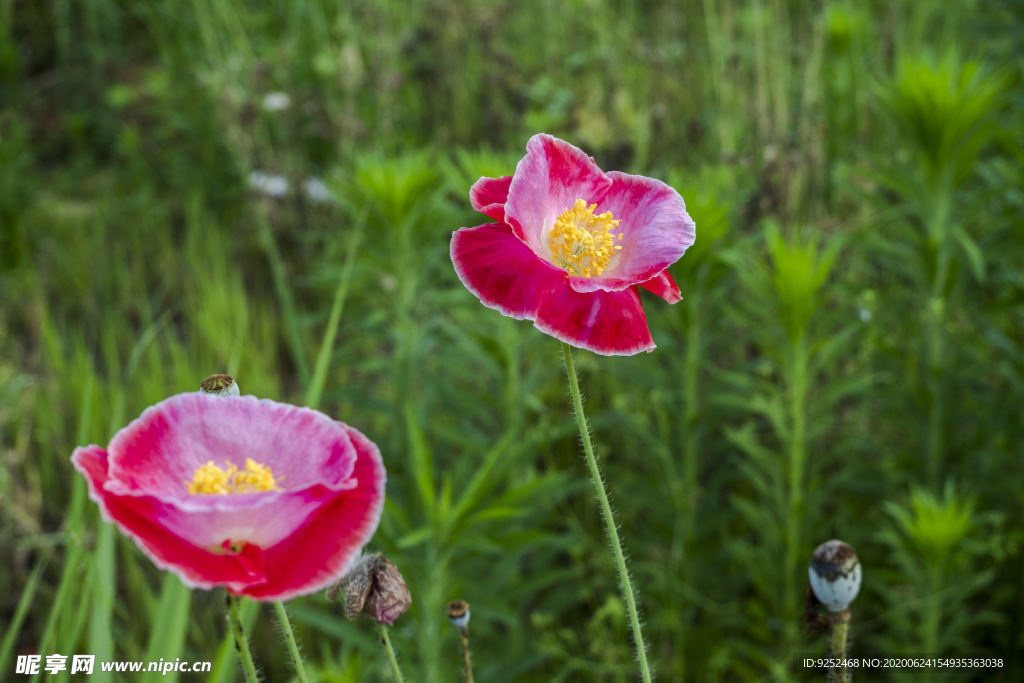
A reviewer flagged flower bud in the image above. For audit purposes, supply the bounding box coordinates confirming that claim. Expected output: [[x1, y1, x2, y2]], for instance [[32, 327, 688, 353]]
[[200, 374, 240, 397], [808, 540, 861, 612], [326, 552, 411, 626], [446, 600, 470, 629]]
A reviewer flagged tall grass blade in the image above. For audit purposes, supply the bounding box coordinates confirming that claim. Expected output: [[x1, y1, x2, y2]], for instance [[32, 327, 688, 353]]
[[305, 200, 370, 411], [140, 575, 192, 683]]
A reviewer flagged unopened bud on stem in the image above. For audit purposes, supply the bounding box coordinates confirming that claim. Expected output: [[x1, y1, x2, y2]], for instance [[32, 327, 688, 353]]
[[200, 374, 240, 397], [809, 540, 861, 612], [446, 600, 470, 629]]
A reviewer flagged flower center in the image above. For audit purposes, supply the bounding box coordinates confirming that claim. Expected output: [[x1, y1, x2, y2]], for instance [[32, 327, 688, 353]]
[[548, 199, 623, 277], [187, 459, 281, 495]]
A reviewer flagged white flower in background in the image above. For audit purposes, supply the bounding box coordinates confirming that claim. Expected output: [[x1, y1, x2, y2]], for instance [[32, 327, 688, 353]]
[[249, 170, 289, 197], [303, 177, 334, 204], [262, 91, 291, 112], [859, 308, 871, 323]]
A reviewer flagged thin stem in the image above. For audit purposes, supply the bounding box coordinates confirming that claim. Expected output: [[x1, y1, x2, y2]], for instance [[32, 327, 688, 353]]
[[227, 594, 259, 683], [273, 600, 309, 683], [459, 627, 474, 683], [377, 623, 406, 683], [561, 342, 654, 683]]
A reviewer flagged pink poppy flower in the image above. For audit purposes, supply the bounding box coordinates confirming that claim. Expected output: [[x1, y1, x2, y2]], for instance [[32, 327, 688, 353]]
[[71, 392, 386, 601], [450, 134, 696, 355]]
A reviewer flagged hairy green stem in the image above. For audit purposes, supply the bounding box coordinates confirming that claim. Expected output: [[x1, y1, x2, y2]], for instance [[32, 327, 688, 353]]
[[561, 342, 653, 683], [273, 601, 309, 683], [378, 623, 405, 683], [227, 594, 259, 683], [831, 620, 848, 683], [459, 627, 474, 683]]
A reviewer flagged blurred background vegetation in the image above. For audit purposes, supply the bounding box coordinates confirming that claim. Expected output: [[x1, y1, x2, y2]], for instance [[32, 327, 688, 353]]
[[1, 0, 1022, 681]]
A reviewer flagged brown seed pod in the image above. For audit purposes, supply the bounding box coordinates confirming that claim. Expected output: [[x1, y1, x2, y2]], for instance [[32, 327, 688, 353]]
[[326, 553, 411, 626]]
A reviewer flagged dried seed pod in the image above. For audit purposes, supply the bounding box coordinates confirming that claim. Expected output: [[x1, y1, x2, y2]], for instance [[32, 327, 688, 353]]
[[200, 374, 240, 397], [808, 540, 862, 612], [326, 553, 411, 626]]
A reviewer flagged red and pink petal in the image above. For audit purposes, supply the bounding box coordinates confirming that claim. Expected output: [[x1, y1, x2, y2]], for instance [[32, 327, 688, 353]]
[[451, 222, 568, 321], [106, 394, 357, 499], [451, 222, 656, 355], [638, 269, 682, 304], [73, 445, 270, 593], [71, 405, 387, 600], [535, 285, 655, 355], [244, 424, 386, 600], [569, 171, 695, 293], [469, 175, 512, 223], [503, 134, 613, 256]]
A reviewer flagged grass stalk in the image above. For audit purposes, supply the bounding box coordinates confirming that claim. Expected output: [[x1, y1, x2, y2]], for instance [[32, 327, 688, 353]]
[[89, 521, 116, 683], [304, 200, 369, 411], [378, 623, 406, 683], [0, 545, 52, 675], [256, 209, 310, 389], [561, 342, 653, 683]]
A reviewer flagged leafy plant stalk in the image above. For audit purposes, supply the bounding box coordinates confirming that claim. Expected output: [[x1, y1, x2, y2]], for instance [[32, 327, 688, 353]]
[[561, 342, 653, 683], [783, 331, 809, 644]]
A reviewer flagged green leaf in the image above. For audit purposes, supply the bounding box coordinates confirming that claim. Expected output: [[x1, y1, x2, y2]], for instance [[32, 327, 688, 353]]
[[88, 522, 116, 683], [952, 226, 986, 282], [396, 526, 433, 549]]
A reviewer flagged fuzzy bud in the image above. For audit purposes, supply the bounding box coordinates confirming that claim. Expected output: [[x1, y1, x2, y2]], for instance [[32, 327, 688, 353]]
[[200, 374, 240, 397], [326, 553, 411, 626], [446, 600, 470, 629], [808, 540, 861, 612]]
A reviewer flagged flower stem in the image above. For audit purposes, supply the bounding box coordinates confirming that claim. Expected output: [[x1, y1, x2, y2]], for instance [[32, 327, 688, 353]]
[[227, 594, 259, 683], [830, 617, 849, 683], [377, 623, 406, 683], [273, 600, 309, 683], [459, 627, 474, 683], [561, 342, 653, 683]]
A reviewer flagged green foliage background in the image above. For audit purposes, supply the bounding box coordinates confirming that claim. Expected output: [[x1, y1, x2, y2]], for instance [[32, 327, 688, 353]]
[[1, 0, 1022, 681]]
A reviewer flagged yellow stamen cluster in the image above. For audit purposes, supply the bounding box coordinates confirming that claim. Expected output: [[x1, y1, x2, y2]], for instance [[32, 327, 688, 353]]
[[549, 199, 623, 277], [187, 459, 281, 495]]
